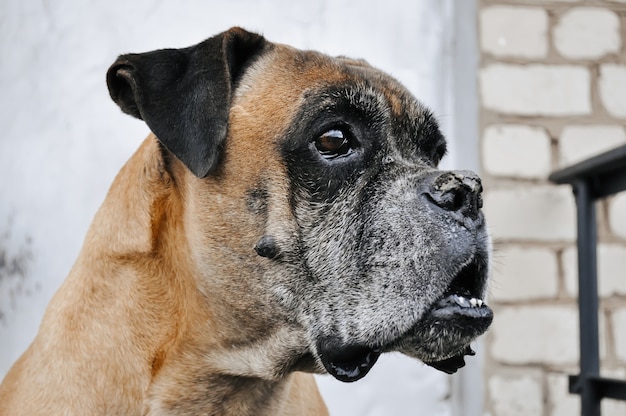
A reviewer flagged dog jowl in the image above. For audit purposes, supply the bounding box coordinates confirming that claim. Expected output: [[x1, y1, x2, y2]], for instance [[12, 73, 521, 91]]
[[0, 27, 492, 415]]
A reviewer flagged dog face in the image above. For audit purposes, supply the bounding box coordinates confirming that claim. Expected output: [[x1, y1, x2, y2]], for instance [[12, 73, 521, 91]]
[[107, 28, 492, 383], [279, 83, 491, 380]]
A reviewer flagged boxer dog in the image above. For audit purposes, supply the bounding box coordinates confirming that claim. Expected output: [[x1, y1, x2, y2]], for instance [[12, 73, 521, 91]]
[[0, 27, 492, 415]]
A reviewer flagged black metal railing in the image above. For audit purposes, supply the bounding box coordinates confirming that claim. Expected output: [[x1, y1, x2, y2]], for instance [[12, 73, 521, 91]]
[[549, 144, 626, 416]]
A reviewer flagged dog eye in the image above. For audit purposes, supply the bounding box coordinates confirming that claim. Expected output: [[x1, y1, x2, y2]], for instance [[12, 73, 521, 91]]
[[314, 129, 354, 159]]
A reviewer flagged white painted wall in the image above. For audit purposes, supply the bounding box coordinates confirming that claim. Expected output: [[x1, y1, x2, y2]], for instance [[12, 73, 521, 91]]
[[0, 1, 475, 415]]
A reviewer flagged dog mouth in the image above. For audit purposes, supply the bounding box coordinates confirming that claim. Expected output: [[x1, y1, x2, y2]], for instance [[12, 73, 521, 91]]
[[416, 258, 492, 373], [426, 255, 492, 325], [317, 256, 492, 382]]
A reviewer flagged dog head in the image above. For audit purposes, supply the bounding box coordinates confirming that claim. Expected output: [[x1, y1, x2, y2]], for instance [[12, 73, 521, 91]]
[[107, 27, 492, 383]]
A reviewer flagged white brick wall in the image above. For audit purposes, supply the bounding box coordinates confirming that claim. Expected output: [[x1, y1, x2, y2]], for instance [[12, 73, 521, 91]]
[[563, 245, 626, 298], [490, 246, 558, 301], [604, 399, 626, 415], [488, 374, 543, 416], [553, 8, 621, 59], [491, 306, 579, 365], [483, 185, 576, 241], [599, 65, 626, 118], [480, 6, 548, 58], [559, 125, 626, 167], [480, 64, 591, 116], [480, 1, 626, 414], [549, 373, 626, 416], [548, 373, 580, 416], [613, 308, 626, 363], [609, 193, 626, 239], [483, 124, 552, 178]]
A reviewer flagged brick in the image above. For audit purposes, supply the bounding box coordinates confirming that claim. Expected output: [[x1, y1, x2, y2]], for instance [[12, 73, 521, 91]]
[[604, 400, 626, 416], [559, 125, 626, 168], [480, 6, 548, 58], [563, 244, 626, 298], [490, 246, 558, 302], [480, 64, 591, 116], [483, 185, 576, 242], [491, 305, 578, 365], [613, 308, 626, 363], [548, 373, 580, 416], [562, 247, 579, 297], [483, 124, 551, 178], [489, 374, 543, 416], [599, 65, 626, 118], [553, 8, 621, 59], [609, 193, 626, 239]]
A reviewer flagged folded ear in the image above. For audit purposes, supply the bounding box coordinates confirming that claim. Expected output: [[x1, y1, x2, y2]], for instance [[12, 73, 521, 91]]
[[106, 27, 266, 178]]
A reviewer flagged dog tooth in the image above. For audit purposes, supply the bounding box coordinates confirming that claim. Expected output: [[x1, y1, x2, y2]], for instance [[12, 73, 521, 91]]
[[477, 299, 483, 307], [452, 296, 461, 306], [469, 298, 477, 307], [452, 295, 473, 308]]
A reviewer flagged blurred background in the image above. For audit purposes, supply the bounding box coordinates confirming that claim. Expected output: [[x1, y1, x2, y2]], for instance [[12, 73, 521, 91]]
[[1, 0, 625, 415]]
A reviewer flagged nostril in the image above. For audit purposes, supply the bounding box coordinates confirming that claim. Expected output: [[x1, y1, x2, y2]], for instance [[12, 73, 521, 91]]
[[426, 187, 467, 212], [451, 188, 468, 212]]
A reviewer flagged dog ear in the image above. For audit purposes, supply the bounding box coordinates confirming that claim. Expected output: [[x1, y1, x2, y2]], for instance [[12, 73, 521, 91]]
[[106, 27, 266, 178]]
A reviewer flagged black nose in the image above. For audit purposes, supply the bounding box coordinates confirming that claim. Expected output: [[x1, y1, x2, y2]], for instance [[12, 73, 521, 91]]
[[425, 170, 483, 220]]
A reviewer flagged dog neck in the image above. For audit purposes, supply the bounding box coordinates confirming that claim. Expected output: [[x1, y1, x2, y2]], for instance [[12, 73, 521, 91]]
[[23, 136, 322, 415]]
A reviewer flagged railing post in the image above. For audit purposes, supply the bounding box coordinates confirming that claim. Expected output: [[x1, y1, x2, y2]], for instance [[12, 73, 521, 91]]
[[573, 179, 600, 416], [550, 146, 626, 415]]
